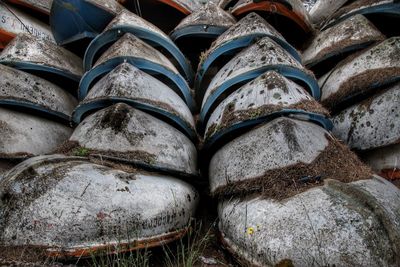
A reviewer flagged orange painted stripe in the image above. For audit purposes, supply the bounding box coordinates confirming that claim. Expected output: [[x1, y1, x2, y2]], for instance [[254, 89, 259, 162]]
[[232, 2, 311, 33], [47, 227, 188, 258], [0, 28, 15, 49], [158, 0, 191, 15], [380, 169, 400, 181]]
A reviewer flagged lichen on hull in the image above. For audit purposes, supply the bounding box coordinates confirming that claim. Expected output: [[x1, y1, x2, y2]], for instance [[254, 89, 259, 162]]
[[0, 155, 199, 259]]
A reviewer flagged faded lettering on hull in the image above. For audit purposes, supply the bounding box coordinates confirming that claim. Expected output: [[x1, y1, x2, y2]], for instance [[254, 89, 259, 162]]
[[0, 6, 53, 48]]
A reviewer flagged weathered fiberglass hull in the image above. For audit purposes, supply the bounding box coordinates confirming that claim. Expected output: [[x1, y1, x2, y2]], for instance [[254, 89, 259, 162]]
[[0, 155, 199, 258]]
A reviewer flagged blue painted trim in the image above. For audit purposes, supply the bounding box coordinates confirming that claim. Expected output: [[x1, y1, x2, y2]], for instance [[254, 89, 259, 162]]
[[72, 98, 197, 142], [78, 57, 195, 111], [306, 42, 378, 68], [0, 99, 71, 123], [170, 25, 228, 41], [0, 61, 81, 96], [195, 34, 301, 94], [50, 0, 116, 46], [0, 61, 80, 82], [203, 110, 333, 152], [83, 26, 194, 83], [199, 65, 321, 125], [323, 3, 400, 30]]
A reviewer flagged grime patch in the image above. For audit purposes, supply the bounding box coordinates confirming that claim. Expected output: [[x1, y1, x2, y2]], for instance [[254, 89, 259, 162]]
[[99, 103, 131, 132], [206, 99, 329, 140], [55, 140, 157, 169], [0, 161, 76, 245], [212, 135, 373, 200], [314, 36, 382, 67], [0, 245, 50, 265], [0, 152, 33, 160], [322, 67, 400, 111]]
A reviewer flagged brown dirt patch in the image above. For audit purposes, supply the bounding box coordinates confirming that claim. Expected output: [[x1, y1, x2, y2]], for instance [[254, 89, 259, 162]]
[[322, 67, 400, 111], [205, 99, 329, 140], [0, 152, 33, 160], [88, 157, 139, 174], [314, 35, 383, 66], [0, 245, 51, 265], [55, 140, 157, 166], [212, 134, 373, 200], [99, 103, 131, 132], [54, 140, 80, 155]]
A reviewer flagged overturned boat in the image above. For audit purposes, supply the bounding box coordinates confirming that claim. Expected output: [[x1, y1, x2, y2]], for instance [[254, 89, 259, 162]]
[[170, 3, 236, 69], [0, 107, 72, 159], [0, 64, 77, 123], [83, 9, 193, 82], [79, 33, 195, 111], [203, 71, 331, 152], [170, 3, 236, 42], [209, 117, 371, 198], [0, 33, 83, 94], [66, 103, 197, 178], [74, 63, 196, 141], [230, 0, 314, 45], [0, 155, 198, 258], [218, 175, 400, 266], [303, 14, 385, 76], [333, 82, 400, 151], [200, 36, 319, 125], [195, 12, 300, 101], [320, 37, 400, 112]]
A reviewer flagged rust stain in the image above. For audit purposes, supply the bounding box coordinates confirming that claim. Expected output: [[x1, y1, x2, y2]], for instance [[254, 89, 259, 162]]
[[47, 227, 189, 258], [232, 2, 311, 33], [0, 29, 16, 49], [96, 211, 111, 220], [380, 169, 400, 181]]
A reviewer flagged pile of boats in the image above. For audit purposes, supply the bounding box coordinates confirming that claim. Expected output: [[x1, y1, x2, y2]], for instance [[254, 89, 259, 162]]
[[0, 0, 399, 266]]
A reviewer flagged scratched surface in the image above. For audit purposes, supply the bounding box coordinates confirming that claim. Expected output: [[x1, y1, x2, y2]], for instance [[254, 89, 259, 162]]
[[219, 176, 400, 266], [0, 155, 198, 255]]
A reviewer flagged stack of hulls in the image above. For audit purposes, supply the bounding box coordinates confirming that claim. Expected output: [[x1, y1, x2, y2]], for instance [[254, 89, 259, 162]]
[[0, 2, 199, 260], [0, 0, 400, 265], [195, 1, 400, 266], [303, 0, 400, 187], [0, 33, 80, 175]]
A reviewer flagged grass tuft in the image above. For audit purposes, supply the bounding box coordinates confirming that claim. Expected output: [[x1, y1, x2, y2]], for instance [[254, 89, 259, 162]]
[[163, 221, 211, 267], [73, 147, 89, 157], [84, 220, 213, 267]]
